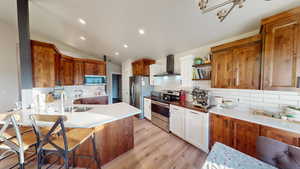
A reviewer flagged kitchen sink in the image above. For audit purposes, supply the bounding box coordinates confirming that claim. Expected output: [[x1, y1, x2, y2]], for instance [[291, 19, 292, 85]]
[[64, 106, 93, 113]]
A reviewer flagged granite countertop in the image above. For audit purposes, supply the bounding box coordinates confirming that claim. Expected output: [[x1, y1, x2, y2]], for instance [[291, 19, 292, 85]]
[[202, 142, 277, 169], [0, 102, 141, 128], [209, 106, 300, 135]]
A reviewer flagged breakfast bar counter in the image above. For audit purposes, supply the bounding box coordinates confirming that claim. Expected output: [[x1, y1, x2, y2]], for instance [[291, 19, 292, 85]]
[[1, 102, 141, 168]]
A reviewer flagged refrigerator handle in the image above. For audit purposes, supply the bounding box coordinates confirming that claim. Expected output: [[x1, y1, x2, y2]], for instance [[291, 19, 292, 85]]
[[132, 84, 135, 105]]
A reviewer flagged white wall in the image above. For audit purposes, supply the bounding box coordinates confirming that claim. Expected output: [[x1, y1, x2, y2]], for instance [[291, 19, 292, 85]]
[[0, 21, 20, 112], [107, 62, 122, 104]]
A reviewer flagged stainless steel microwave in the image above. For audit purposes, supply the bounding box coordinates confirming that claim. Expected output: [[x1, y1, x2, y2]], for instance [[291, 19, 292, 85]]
[[84, 75, 106, 85]]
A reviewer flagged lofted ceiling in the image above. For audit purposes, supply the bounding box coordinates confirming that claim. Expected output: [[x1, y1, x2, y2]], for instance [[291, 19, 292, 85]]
[[0, 0, 300, 64]]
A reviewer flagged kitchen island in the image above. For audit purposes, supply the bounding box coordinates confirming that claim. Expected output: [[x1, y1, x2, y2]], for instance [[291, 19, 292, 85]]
[[1, 102, 141, 168]]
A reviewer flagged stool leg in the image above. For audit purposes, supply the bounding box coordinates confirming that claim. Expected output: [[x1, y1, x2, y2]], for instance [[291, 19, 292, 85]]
[[37, 150, 43, 169], [19, 163, 24, 169], [63, 152, 69, 169], [72, 150, 76, 168], [91, 134, 101, 169]]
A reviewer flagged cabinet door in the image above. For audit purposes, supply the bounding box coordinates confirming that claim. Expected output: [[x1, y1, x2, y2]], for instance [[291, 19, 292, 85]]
[[212, 50, 233, 88], [144, 98, 151, 120], [232, 119, 260, 157], [97, 62, 106, 76], [263, 15, 300, 90], [260, 126, 300, 147], [60, 57, 74, 86], [185, 110, 209, 152], [170, 105, 185, 138], [85, 62, 97, 75], [31, 43, 57, 88], [210, 114, 233, 148], [74, 60, 85, 85], [233, 42, 261, 89]]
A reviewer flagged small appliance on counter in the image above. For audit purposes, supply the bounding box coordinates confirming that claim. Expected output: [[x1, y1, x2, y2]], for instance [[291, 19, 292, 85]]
[[191, 88, 210, 109]]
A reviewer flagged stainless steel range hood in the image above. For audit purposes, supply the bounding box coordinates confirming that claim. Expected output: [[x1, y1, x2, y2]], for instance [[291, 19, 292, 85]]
[[154, 55, 180, 77]]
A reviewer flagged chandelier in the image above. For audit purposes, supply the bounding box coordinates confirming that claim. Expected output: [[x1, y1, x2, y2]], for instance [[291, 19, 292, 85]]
[[198, 0, 246, 22]]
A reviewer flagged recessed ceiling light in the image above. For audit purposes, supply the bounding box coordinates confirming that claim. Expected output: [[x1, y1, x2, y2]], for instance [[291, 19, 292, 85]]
[[80, 36, 86, 41], [78, 18, 86, 25], [123, 44, 128, 48], [139, 29, 145, 35], [115, 52, 119, 56]]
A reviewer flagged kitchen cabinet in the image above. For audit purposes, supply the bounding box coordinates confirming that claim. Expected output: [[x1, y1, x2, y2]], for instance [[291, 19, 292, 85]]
[[149, 64, 162, 86], [31, 40, 60, 88], [232, 119, 260, 157], [260, 126, 300, 147], [211, 50, 233, 88], [97, 62, 106, 76], [262, 8, 300, 91], [210, 114, 233, 148], [211, 35, 262, 89], [84, 61, 98, 75], [60, 56, 74, 86], [185, 109, 209, 152], [84, 59, 106, 76], [170, 105, 209, 152], [132, 59, 155, 76], [74, 59, 85, 85], [170, 105, 186, 139], [144, 98, 151, 120], [210, 113, 300, 158], [180, 55, 194, 88]]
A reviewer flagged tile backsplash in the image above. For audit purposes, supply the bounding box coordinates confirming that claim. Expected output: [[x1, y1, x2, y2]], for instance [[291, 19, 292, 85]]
[[209, 88, 300, 113], [21, 85, 106, 109]]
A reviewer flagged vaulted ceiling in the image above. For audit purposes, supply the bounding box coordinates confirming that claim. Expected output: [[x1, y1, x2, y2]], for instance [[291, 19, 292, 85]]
[[0, 0, 299, 64]]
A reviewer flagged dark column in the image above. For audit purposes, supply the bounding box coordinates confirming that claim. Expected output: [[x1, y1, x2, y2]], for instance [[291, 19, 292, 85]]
[[17, 0, 32, 89]]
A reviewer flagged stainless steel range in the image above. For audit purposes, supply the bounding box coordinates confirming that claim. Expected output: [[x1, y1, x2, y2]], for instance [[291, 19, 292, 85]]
[[150, 91, 180, 132]]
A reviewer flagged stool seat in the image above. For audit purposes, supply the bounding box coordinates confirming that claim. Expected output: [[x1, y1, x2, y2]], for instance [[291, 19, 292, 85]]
[[0, 130, 37, 150], [43, 128, 94, 151]]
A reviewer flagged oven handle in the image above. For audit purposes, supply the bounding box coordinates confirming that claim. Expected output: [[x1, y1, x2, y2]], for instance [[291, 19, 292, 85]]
[[151, 100, 169, 108]]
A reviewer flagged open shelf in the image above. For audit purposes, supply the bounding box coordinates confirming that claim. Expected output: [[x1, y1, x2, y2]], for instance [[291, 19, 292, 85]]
[[192, 63, 211, 68]]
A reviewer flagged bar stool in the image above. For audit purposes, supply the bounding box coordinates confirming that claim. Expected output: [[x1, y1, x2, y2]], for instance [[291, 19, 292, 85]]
[[30, 114, 101, 169], [0, 114, 37, 169]]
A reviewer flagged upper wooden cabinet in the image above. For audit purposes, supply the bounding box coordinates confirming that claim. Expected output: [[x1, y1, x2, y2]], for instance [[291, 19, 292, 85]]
[[132, 59, 155, 76], [261, 7, 300, 91], [60, 56, 74, 86], [31, 40, 107, 88], [211, 35, 262, 89], [84, 59, 106, 76], [31, 40, 61, 88], [74, 59, 85, 85]]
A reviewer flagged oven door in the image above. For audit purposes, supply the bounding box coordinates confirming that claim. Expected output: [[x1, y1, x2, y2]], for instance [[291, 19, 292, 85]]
[[151, 100, 170, 117]]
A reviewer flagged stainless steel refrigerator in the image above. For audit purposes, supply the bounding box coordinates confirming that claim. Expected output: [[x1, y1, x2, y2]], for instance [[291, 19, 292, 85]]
[[129, 76, 153, 119]]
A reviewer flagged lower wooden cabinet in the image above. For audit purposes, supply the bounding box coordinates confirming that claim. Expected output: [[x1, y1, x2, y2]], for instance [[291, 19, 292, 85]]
[[260, 126, 300, 147], [232, 119, 260, 157], [210, 114, 300, 158], [210, 114, 233, 148]]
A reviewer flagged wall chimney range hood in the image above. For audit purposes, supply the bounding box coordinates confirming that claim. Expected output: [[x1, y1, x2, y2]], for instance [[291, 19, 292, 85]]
[[154, 54, 180, 77]]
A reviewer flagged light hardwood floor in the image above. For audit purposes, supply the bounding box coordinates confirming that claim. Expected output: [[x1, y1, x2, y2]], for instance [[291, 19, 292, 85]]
[[0, 118, 207, 169]]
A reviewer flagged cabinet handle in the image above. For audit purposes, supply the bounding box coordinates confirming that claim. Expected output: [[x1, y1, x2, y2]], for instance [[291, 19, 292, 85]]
[[297, 77, 300, 88], [189, 111, 198, 115]]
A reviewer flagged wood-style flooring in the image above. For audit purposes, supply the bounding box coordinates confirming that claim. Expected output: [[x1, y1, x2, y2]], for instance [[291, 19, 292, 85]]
[[0, 118, 207, 169]]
